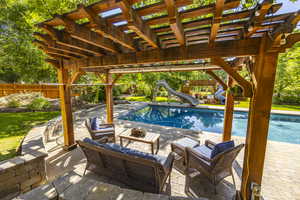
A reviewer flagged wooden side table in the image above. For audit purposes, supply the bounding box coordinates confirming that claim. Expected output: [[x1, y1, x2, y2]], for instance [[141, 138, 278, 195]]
[[119, 130, 160, 154]]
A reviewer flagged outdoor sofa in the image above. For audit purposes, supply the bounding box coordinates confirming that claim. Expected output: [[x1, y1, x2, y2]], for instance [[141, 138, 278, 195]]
[[77, 138, 175, 194]]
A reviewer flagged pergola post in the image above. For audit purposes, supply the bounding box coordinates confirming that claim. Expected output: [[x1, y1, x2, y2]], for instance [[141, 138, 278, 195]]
[[241, 38, 279, 199], [57, 61, 75, 150], [105, 73, 114, 124], [223, 75, 234, 141]]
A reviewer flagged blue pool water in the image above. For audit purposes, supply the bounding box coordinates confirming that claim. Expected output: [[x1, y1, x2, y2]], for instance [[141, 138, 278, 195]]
[[118, 105, 300, 144]]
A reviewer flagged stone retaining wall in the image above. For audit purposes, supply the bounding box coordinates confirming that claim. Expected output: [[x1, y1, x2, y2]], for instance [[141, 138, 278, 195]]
[[0, 124, 48, 200]]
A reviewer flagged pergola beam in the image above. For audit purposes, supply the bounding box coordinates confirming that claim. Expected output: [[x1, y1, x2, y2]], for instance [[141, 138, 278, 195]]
[[69, 71, 85, 85], [99, 65, 221, 74], [270, 10, 300, 48], [64, 38, 261, 69], [151, 3, 281, 35], [211, 57, 253, 97], [209, 0, 225, 44], [164, 0, 185, 46], [77, 4, 136, 51], [206, 70, 228, 90], [146, 0, 239, 26], [117, 0, 158, 48], [54, 15, 117, 53], [34, 40, 88, 58], [41, 47, 77, 60], [34, 30, 103, 56], [112, 74, 123, 85], [135, 0, 192, 16], [245, 0, 275, 38], [46, 59, 60, 68]]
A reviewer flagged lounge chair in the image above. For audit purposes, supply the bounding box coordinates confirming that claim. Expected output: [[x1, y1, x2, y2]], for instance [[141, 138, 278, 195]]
[[184, 140, 244, 193], [85, 117, 115, 143], [77, 138, 175, 194]]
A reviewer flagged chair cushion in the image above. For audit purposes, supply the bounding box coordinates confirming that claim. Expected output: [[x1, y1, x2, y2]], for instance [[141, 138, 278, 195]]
[[90, 118, 114, 132], [194, 145, 212, 159], [173, 137, 199, 149], [90, 118, 98, 130], [211, 140, 235, 159], [82, 138, 166, 164]]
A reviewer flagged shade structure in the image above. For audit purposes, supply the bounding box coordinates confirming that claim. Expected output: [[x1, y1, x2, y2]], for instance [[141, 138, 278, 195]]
[[33, 0, 300, 199]]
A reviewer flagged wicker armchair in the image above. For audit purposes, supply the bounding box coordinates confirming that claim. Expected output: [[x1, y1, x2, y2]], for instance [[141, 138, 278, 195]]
[[185, 140, 244, 194], [77, 138, 175, 194], [85, 118, 115, 143]]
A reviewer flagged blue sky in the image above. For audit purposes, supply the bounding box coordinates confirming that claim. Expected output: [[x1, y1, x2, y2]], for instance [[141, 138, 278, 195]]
[[276, 0, 299, 14]]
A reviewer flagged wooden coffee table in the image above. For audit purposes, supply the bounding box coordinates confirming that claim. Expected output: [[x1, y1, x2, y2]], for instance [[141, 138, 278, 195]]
[[119, 130, 160, 154]]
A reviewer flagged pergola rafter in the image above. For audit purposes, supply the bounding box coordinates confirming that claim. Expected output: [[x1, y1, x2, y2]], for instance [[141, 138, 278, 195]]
[[209, 0, 225, 45], [53, 14, 118, 53], [77, 4, 136, 51], [118, 0, 159, 48], [164, 0, 185, 46], [33, 1, 300, 199]]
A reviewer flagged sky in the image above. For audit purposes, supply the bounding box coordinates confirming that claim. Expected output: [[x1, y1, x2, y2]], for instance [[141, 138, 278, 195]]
[[276, 0, 299, 14]]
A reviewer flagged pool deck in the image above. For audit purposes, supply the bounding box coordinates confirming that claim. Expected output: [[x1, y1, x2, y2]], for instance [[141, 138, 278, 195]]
[[44, 102, 300, 200]]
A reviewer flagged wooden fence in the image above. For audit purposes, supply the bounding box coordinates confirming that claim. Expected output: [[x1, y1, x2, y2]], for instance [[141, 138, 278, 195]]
[[0, 84, 60, 99]]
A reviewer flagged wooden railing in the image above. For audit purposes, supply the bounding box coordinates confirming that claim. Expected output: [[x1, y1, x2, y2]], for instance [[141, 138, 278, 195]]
[[0, 84, 59, 99]]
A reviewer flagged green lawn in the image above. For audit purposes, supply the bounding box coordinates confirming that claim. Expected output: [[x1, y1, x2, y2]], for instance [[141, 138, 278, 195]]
[[203, 101, 300, 111], [124, 96, 300, 111], [0, 111, 60, 161]]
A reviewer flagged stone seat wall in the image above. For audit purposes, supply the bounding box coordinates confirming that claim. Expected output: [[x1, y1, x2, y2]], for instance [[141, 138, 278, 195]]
[[0, 124, 48, 200]]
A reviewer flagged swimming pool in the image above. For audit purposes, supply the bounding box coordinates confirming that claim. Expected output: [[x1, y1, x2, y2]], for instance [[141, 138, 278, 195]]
[[118, 105, 300, 144]]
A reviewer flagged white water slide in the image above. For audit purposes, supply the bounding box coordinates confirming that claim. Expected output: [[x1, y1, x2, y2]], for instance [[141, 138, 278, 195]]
[[155, 80, 199, 106]]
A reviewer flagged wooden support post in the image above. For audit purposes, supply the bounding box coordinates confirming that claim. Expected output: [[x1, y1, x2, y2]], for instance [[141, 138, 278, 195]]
[[241, 37, 279, 199], [223, 75, 234, 142], [105, 73, 114, 124], [57, 62, 75, 150]]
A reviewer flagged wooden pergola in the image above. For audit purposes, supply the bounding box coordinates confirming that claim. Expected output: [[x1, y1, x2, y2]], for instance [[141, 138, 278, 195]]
[[33, 0, 300, 199]]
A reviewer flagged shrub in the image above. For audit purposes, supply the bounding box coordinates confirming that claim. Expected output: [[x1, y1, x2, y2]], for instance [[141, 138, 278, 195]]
[[273, 95, 300, 105], [26, 98, 51, 111], [7, 100, 21, 108]]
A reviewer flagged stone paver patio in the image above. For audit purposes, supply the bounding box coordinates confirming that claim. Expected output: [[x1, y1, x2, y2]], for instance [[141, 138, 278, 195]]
[[43, 103, 300, 200]]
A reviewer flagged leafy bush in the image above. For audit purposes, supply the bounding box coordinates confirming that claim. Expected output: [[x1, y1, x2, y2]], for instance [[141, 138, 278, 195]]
[[157, 90, 168, 97], [113, 87, 122, 99], [273, 95, 300, 105], [26, 98, 51, 111], [7, 100, 21, 108], [273, 89, 300, 105], [79, 86, 105, 103]]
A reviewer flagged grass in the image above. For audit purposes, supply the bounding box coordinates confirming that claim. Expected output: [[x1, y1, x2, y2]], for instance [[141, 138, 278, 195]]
[[203, 101, 300, 111], [0, 111, 60, 161], [124, 96, 300, 111]]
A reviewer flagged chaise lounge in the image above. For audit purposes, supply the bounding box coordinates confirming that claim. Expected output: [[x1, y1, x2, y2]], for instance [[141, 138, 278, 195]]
[[77, 138, 175, 194]]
